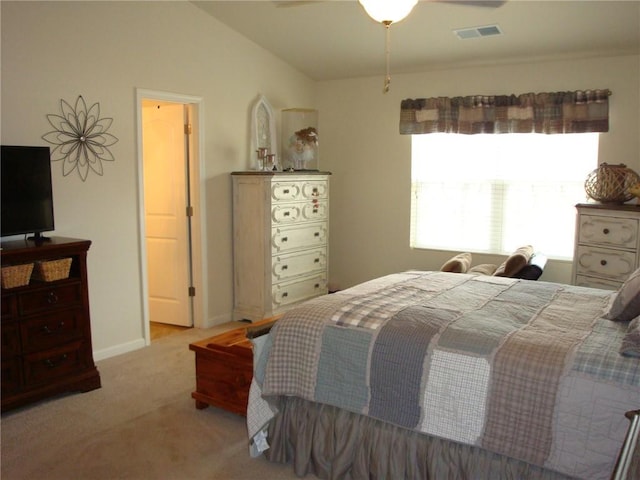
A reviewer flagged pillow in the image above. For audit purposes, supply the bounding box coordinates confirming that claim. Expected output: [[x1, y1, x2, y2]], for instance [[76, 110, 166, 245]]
[[512, 265, 543, 281], [605, 267, 640, 322], [494, 245, 534, 277], [468, 264, 498, 276], [440, 253, 472, 273], [512, 252, 548, 281], [620, 316, 640, 358]]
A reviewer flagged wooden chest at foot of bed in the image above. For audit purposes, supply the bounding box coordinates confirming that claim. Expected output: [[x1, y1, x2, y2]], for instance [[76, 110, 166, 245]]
[[189, 317, 277, 415]]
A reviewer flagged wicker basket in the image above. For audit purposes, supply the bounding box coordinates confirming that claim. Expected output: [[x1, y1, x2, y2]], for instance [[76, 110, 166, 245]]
[[33, 258, 72, 282], [585, 163, 640, 204], [1, 263, 34, 289]]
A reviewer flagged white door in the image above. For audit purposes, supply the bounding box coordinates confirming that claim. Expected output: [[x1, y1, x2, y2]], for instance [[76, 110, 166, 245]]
[[142, 101, 193, 327]]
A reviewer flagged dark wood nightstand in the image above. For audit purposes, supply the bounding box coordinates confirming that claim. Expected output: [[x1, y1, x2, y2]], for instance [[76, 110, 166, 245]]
[[189, 317, 277, 415]]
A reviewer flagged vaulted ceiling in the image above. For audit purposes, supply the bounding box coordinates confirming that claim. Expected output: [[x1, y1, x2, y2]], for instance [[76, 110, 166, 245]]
[[193, 1, 640, 81]]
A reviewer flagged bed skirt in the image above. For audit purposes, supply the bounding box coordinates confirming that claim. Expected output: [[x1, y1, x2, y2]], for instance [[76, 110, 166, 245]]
[[264, 396, 577, 480]]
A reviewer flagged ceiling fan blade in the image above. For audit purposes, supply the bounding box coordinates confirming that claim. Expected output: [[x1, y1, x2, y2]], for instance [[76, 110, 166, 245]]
[[272, 1, 326, 8], [435, 0, 506, 7]]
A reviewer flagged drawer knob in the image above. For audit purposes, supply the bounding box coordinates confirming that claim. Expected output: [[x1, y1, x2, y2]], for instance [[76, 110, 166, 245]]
[[283, 189, 290, 194], [600, 259, 607, 266], [41, 321, 65, 335], [281, 265, 288, 270], [47, 292, 59, 304], [283, 211, 290, 217], [282, 237, 288, 242], [314, 258, 320, 263], [603, 228, 610, 234], [44, 354, 68, 368], [282, 292, 288, 298], [314, 283, 320, 288], [314, 232, 320, 237]]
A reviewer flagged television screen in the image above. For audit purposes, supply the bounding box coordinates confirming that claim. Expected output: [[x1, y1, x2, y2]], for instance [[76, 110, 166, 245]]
[[1, 145, 55, 240]]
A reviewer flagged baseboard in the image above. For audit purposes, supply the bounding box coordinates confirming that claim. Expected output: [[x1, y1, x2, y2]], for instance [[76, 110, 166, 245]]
[[200, 312, 232, 329], [93, 338, 146, 361]]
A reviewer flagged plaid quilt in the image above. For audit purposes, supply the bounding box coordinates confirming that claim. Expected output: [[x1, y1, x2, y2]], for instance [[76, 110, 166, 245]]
[[258, 272, 640, 480]]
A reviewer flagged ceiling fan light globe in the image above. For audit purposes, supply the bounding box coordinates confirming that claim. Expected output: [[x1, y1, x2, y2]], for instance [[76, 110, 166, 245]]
[[358, 0, 418, 24]]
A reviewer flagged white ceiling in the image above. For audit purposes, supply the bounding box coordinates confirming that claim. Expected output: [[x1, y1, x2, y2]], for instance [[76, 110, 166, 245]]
[[193, 0, 640, 81]]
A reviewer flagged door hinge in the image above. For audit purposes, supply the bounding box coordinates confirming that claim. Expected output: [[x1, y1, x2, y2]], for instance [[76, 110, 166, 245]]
[[186, 206, 194, 217], [189, 286, 196, 297], [184, 123, 192, 135]]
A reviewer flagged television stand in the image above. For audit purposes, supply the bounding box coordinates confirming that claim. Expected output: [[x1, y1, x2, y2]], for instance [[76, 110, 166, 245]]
[[1, 237, 101, 412], [26, 232, 52, 244]]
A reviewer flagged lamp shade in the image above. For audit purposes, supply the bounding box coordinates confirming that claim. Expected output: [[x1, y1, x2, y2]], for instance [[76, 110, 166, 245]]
[[358, 0, 418, 24]]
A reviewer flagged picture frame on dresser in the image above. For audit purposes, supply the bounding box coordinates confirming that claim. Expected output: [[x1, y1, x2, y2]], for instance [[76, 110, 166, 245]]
[[250, 95, 278, 172], [572, 203, 640, 290]]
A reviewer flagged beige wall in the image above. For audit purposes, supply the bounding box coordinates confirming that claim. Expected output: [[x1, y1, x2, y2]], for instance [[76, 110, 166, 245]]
[[318, 55, 640, 291], [1, 1, 316, 358], [3, 1, 639, 359]]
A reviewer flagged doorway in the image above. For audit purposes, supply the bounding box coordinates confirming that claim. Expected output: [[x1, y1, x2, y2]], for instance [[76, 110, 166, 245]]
[[136, 90, 205, 345]]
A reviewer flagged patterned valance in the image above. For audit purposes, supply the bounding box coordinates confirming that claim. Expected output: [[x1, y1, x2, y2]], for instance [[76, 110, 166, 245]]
[[399, 90, 610, 135]]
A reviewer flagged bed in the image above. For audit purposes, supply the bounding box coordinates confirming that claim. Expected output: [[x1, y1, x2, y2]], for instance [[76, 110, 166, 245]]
[[247, 271, 640, 480]]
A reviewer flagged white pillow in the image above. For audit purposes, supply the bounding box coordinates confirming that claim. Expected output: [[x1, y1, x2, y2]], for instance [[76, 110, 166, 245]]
[[605, 267, 640, 322]]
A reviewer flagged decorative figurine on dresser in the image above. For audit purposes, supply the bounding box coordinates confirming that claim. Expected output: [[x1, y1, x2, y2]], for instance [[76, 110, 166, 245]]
[[572, 204, 640, 290], [1, 237, 101, 412], [231, 171, 330, 321]]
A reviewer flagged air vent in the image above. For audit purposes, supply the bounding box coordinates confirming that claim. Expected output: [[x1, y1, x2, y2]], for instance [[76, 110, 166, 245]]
[[454, 24, 503, 40]]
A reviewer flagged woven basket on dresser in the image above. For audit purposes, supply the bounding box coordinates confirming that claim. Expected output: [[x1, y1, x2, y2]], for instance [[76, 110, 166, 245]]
[[1, 263, 34, 289], [584, 163, 640, 204], [33, 258, 72, 282]]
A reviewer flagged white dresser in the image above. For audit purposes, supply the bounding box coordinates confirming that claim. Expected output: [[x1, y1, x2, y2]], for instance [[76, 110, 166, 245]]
[[572, 203, 640, 290], [231, 172, 330, 321]]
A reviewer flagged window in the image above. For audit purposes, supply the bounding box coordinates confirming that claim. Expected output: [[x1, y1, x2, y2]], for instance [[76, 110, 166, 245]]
[[411, 133, 599, 260]]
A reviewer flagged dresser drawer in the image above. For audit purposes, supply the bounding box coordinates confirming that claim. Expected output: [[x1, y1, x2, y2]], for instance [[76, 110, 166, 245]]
[[578, 214, 639, 249], [2, 294, 17, 319], [301, 200, 328, 222], [272, 204, 302, 224], [574, 274, 621, 291], [23, 341, 85, 385], [272, 248, 327, 282], [20, 308, 84, 353], [1, 357, 22, 395], [272, 200, 328, 225], [17, 282, 82, 316], [272, 274, 328, 308], [271, 182, 302, 202], [300, 180, 328, 200], [272, 222, 327, 254], [575, 245, 637, 281], [1, 321, 21, 357], [271, 179, 328, 203]]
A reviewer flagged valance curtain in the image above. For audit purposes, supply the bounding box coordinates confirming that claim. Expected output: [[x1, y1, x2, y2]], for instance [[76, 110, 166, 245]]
[[399, 90, 610, 135]]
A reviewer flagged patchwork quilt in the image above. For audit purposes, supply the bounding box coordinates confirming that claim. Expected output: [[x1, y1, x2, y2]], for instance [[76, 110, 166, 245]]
[[255, 271, 640, 479]]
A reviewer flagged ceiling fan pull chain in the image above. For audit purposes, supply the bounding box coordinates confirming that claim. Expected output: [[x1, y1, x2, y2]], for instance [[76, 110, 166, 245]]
[[383, 21, 391, 94]]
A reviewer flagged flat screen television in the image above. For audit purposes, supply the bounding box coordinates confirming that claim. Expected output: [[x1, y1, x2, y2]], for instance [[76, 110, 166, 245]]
[[1, 145, 55, 241]]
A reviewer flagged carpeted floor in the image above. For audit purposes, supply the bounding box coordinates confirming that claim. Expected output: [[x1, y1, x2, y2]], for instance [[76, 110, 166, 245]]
[[0, 323, 302, 480]]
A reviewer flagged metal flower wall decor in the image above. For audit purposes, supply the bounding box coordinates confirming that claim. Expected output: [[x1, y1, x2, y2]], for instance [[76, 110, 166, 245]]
[[42, 95, 118, 181]]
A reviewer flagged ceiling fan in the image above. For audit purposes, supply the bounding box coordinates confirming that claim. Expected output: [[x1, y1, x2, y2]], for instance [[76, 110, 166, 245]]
[[273, 0, 506, 92], [273, 1, 506, 8]]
